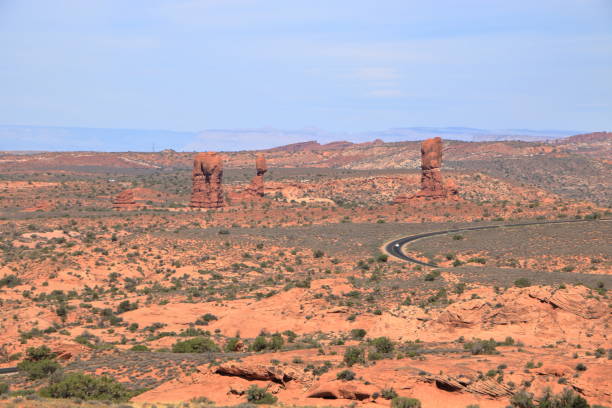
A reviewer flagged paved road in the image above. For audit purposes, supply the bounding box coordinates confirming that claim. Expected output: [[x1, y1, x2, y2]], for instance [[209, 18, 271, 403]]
[[384, 218, 608, 266], [0, 367, 18, 375]]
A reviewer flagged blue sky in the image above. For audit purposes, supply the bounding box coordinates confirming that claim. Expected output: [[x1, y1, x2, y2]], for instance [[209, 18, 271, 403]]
[[0, 0, 611, 136]]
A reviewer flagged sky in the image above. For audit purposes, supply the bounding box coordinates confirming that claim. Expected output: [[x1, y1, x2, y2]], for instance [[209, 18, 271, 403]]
[[0, 0, 611, 144]]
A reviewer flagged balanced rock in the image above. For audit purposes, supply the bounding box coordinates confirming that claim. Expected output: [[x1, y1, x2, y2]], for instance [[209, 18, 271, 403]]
[[190, 152, 224, 209], [245, 154, 268, 198], [394, 137, 459, 203]]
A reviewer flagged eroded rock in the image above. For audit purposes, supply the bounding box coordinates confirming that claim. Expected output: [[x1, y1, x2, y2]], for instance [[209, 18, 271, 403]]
[[395, 137, 459, 203], [190, 152, 224, 209]]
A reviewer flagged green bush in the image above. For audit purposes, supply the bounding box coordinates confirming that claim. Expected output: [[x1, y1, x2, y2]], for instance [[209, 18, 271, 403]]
[[172, 337, 219, 353], [246, 385, 277, 404], [130, 345, 149, 352], [0, 382, 9, 395], [225, 337, 241, 352], [377, 254, 388, 262], [17, 346, 60, 380], [372, 337, 394, 354], [0, 274, 22, 288], [391, 396, 422, 408], [343, 346, 365, 367], [251, 334, 284, 352], [381, 387, 398, 400], [269, 333, 284, 351], [463, 338, 499, 355], [39, 372, 132, 402], [336, 369, 355, 381], [252, 335, 268, 352], [195, 313, 218, 325], [116, 300, 138, 314], [350, 328, 367, 340], [538, 388, 589, 408], [514, 278, 531, 288], [510, 389, 535, 408]]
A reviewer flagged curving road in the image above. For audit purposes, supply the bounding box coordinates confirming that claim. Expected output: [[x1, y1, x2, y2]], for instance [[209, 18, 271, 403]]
[[384, 218, 608, 266]]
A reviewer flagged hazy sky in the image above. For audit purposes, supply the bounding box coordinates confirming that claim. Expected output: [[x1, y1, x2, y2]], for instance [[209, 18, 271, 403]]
[[1, 0, 611, 132]]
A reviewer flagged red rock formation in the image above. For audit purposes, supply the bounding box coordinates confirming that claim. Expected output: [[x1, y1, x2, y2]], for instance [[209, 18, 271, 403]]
[[394, 137, 459, 203], [245, 154, 268, 198], [112, 189, 137, 210], [190, 152, 224, 209]]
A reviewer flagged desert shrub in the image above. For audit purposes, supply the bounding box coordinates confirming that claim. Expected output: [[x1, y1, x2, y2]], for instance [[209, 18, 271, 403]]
[[372, 337, 394, 354], [424, 270, 441, 281], [269, 333, 284, 351], [350, 328, 367, 340], [381, 387, 398, 400], [514, 278, 531, 288], [251, 333, 283, 352], [252, 336, 268, 352], [336, 369, 355, 381], [313, 249, 324, 258], [18, 358, 61, 380], [39, 372, 132, 402], [130, 345, 149, 352], [377, 254, 388, 262], [116, 300, 138, 314], [391, 396, 422, 408], [246, 385, 277, 404], [575, 363, 587, 371], [538, 388, 589, 408], [344, 346, 365, 367], [172, 337, 219, 353], [195, 313, 218, 325], [17, 346, 60, 380], [0, 382, 9, 395], [0, 274, 22, 288], [510, 389, 535, 408], [463, 338, 499, 355], [225, 337, 241, 352]]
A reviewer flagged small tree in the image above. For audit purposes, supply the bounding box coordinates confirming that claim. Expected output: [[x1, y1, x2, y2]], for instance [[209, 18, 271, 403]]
[[17, 346, 60, 380], [39, 372, 132, 402]]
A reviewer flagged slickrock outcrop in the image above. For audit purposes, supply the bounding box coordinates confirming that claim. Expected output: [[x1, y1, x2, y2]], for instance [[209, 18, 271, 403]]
[[215, 362, 313, 386], [190, 152, 224, 209], [307, 382, 377, 400], [394, 137, 459, 203], [423, 373, 513, 397], [245, 154, 268, 197], [527, 286, 607, 319], [112, 189, 137, 210]]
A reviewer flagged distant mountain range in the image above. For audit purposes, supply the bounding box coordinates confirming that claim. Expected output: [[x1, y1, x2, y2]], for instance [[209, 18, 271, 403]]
[[0, 124, 586, 152]]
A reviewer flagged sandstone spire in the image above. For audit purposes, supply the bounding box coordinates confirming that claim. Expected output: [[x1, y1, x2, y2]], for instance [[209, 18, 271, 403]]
[[190, 152, 224, 209]]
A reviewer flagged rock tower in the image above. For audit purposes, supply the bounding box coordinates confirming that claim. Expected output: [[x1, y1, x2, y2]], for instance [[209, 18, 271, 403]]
[[190, 152, 224, 209], [394, 137, 458, 202], [245, 154, 268, 197]]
